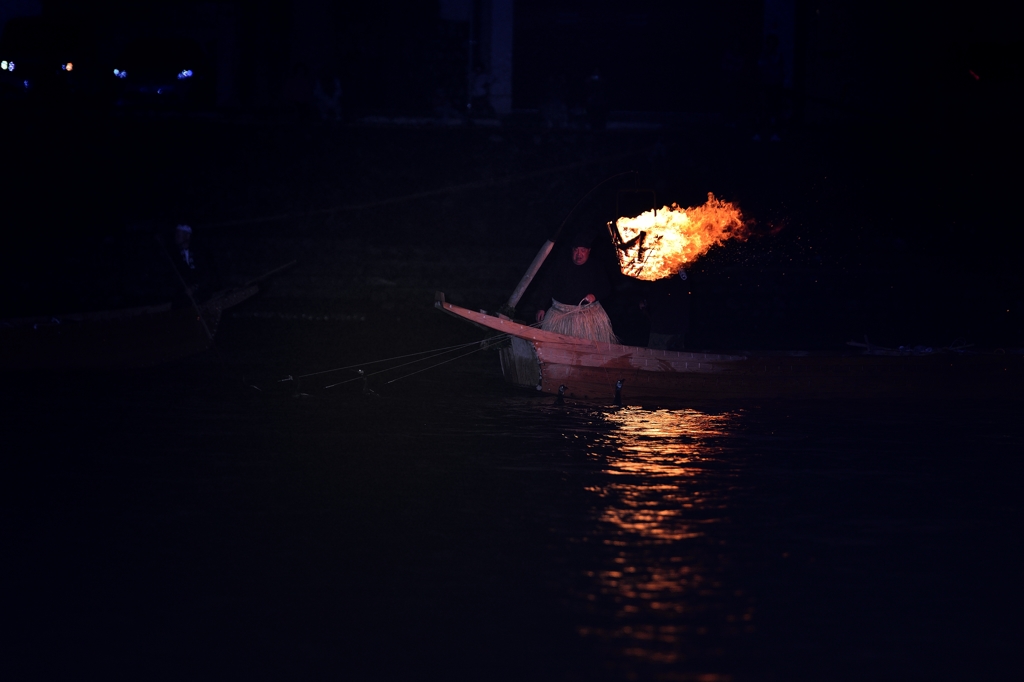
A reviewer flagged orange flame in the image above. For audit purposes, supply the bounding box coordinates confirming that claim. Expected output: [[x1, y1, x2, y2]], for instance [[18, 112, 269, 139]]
[[609, 193, 746, 280]]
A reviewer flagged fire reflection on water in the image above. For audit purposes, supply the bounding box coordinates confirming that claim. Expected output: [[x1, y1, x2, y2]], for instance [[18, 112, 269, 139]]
[[577, 406, 751, 671], [592, 408, 730, 545]]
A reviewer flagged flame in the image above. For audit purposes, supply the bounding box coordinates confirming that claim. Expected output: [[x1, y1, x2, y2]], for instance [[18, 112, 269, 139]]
[[609, 193, 745, 280]]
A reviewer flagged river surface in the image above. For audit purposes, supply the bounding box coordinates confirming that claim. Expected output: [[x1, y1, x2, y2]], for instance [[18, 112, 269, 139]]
[[4, 310, 1022, 681]]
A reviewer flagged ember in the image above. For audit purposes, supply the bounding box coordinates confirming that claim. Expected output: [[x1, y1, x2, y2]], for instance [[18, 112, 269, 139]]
[[609, 193, 746, 280]]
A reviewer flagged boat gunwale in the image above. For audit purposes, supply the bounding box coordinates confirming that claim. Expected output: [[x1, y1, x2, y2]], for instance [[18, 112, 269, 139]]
[[435, 292, 748, 364]]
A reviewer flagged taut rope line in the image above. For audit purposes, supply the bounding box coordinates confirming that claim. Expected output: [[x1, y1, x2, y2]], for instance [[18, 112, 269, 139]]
[[283, 311, 604, 391], [378, 312, 602, 386], [285, 338, 491, 380], [384, 335, 512, 385], [323, 333, 513, 389]]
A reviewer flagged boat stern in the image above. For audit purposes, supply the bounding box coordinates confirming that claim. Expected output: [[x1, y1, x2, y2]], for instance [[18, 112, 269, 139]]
[[498, 335, 542, 389]]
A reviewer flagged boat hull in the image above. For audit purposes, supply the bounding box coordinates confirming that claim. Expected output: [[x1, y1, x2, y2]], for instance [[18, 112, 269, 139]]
[[437, 293, 1024, 404], [1, 286, 257, 370], [530, 345, 1021, 403]]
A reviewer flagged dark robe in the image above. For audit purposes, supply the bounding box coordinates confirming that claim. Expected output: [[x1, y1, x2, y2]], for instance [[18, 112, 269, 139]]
[[533, 249, 611, 309]]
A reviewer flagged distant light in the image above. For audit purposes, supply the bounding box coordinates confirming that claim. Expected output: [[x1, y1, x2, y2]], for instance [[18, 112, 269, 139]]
[[8, 61, 14, 72], [177, 69, 193, 80], [114, 69, 126, 79], [157, 87, 163, 94], [23, 80, 29, 89], [65, 62, 73, 72], [1, 61, 7, 70]]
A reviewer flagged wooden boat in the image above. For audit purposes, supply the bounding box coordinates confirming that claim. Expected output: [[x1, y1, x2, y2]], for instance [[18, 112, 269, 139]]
[[0, 285, 257, 370], [436, 292, 1024, 404]]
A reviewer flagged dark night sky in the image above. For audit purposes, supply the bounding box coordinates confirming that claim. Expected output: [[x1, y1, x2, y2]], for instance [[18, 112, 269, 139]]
[[11, 0, 1019, 115]]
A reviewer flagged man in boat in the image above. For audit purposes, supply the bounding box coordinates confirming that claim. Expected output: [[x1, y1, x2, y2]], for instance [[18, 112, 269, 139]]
[[533, 230, 619, 344], [167, 223, 218, 308]]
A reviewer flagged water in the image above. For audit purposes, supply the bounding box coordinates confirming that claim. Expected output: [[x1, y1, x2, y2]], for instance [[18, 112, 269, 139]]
[[5, 321, 1022, 680], [3, 102, 1019, 680]]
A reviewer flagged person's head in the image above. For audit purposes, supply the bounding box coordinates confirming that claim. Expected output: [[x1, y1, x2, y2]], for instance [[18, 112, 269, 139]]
[[570, 230, 595, 265], [174, 224, 192, 249]]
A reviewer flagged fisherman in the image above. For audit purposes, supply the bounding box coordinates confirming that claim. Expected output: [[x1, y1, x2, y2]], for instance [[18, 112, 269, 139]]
[[533, 231, 618, 344], [174, 224, 196, 272], [167, 223, 216, 308]]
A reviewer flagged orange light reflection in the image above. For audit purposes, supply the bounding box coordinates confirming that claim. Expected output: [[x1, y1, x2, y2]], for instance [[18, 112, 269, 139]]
[[579, 407, 749, 668], [592, 407, 732, 544]]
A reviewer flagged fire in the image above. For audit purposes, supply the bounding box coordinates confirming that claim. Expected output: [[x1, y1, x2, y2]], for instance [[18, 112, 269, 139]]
[[608, 193, 746, 280]]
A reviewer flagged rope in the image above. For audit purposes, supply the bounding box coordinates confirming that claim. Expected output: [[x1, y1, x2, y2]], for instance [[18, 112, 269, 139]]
[[385, 335, 512, 385], [381, 315, 589, 385], [324, 333, 512, 389], [287, 338, 491, 380], [280, 314, 557, 392]]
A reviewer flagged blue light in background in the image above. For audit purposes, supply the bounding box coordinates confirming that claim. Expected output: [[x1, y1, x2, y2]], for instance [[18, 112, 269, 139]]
[[177, 69, 193, 80]]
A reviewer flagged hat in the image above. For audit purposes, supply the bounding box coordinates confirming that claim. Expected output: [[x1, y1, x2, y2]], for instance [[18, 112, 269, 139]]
[[570, 229, 595, 249]]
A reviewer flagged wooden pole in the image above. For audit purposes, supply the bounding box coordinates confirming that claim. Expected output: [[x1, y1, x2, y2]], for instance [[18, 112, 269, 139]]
[[505, 240, 554, 312]]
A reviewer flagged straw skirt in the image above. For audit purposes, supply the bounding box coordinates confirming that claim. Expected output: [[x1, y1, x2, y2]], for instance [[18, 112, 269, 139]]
[[541, 299, 619, 344]]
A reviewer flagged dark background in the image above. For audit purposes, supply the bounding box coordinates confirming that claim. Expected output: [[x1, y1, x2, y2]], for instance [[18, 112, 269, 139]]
[[2, 3, 1023, 680], [1, 0, 1021, 348]]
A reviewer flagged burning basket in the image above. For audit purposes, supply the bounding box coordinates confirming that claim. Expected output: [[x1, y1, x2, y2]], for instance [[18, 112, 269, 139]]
[[608, 192, 746, 281]]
